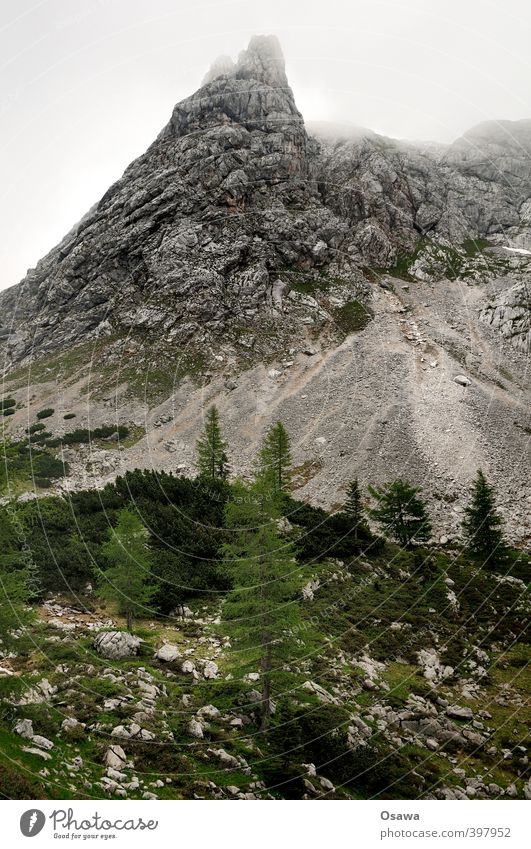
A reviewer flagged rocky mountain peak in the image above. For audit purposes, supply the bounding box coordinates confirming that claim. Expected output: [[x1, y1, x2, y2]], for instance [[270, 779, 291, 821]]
[[235, 34, 288, 88], [203, 35, 288, 90], [164, 35, 302, 144]]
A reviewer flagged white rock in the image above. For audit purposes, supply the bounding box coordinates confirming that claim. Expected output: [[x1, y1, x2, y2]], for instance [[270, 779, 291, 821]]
[[14, 718, 34, 739], [22, 746, 51, 760], [188, 719, 204, 739], [207, 748, 240, 769], [446, 704, 473, 720], [302, 680, 339, 705], [155, 643, 181, 663], [32, 735, 54, 750], [93, 631, 141, 660], [203, 660, 219, 679], [61, 717, 83, 733], [197, 704, 221, 720], [104, 745, 127, 769], [111, 725, 130, 739]]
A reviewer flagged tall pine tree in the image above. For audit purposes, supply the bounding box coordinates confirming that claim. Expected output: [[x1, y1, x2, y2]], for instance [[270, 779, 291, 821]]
[[368, 479, 431, 548], [195, 406, 229, 481], [222, 459, 302, 731], [462, 470, 505, 563], [98, 509, 157, 631], [0, 509, 36, 650]]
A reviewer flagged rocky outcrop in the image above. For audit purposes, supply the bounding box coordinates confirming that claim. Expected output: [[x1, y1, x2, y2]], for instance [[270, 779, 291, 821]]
[[93, 631, 141, 659], [480, 281, 531, 353]]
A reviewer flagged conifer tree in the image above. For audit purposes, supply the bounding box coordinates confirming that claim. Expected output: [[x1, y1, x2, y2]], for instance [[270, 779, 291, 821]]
[[0, 510, 36, 649], [222, 475, 303, 732], [195, 406, 229, 481], [343, 478, 369, 541], [257, 420, 292, 494], [98, 508, 156, 631], [462, 470, 505, 562], [368, 479, 431, 548]]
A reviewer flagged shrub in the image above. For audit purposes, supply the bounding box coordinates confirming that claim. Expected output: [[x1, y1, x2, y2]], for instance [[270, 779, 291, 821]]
[[30, 431, 52, 444], [46, 424, 129, 447], [0, 763, 47, 800], [2, 408, 15, 416], [36, 408, 54, 420], [0, 398, 16, 410], [32, 454, 68, 481], [27, 423, 46, 434]]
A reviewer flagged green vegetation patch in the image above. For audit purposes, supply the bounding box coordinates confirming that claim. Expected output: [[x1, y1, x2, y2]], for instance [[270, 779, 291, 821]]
[[333, 299, 373, 334]]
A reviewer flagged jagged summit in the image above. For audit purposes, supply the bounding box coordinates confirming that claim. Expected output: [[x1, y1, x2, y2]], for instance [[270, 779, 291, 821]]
[[202, 35, 288, 89], [166, 34, 302, 141]]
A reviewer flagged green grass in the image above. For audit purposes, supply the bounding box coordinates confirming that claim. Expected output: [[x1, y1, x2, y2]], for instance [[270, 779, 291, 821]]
[[333, 300, 373, 335]]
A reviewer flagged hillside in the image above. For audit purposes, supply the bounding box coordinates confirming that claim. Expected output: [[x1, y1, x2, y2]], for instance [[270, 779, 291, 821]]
[[0, 470, 529, 801]]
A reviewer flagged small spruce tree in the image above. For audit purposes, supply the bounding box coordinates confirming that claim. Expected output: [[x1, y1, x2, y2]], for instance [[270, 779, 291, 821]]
[[98, 508, 156, 631], [462, 470, 505, 563], [195, 406, 229, 481], [368, 479, 431, 548], [343, 478, 369, 541], [258, 420, 292, 494]]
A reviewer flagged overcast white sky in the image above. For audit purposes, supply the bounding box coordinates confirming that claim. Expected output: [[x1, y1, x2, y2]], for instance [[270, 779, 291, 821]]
[[1, 0, 530, 291]]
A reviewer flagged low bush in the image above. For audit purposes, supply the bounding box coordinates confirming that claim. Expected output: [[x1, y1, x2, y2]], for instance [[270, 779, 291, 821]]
[[27, 423, 46, 434]]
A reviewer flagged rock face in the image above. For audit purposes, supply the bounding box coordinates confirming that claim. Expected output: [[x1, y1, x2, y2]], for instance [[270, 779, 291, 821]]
[[0, 35, 530, 541], [93, 631, 141, 660], [4, 34, 529, 368], [479, 281, 531, 353]]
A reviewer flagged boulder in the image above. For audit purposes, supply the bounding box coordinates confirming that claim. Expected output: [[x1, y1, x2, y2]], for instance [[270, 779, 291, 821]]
[[93, 631, 141, 660], [22, 746, 52, 760], [104, 745, 127, 770], [14, 718, 34, 739], [203, 660, 219, 679], [61, 717, 83, 734], [207, 748, 240, 769], [32, 735, 54, 750], [446, 705, 473, 720], [187, 719, 204, 739], [111, 725, 130, 739], [302, 680, 339, 705], [197, 705, 221, 720], [155, 643, 181, 663]]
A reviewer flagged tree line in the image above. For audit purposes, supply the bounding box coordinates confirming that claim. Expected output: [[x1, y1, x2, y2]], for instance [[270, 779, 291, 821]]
[[0, 405, 510, 731]]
